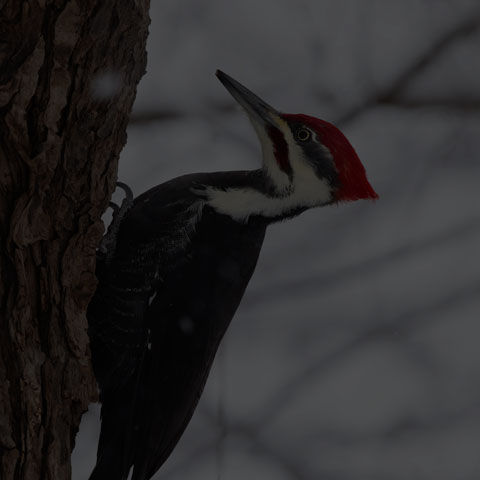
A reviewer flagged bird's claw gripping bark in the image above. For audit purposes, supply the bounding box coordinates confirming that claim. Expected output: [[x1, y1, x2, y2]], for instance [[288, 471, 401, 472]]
[[98, 182, 135, 264]]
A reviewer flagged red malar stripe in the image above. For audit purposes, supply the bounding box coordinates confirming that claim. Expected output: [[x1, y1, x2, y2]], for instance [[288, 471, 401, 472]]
[[267, 126, 292, 175]]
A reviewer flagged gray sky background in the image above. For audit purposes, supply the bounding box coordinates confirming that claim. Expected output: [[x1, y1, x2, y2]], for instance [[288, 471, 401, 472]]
[[74, 2, 480, 479]]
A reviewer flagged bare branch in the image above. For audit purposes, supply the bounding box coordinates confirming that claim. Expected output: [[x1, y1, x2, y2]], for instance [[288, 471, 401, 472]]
[[336, 14, 480, 126]]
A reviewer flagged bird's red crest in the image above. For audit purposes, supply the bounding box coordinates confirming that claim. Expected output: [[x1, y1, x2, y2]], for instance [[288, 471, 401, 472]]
[[284, 114, 378, 202]]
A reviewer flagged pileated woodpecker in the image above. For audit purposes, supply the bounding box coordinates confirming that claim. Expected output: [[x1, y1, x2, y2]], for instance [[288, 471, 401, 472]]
[[87, 70, 378, 480]]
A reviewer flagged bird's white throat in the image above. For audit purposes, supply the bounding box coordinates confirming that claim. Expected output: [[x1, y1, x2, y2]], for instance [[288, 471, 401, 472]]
[[199, 168, 332, 223]]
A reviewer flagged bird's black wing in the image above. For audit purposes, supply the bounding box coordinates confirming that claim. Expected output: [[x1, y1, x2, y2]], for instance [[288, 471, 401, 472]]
[[88, 176, 207, 480], [89, 204, 200, 394]]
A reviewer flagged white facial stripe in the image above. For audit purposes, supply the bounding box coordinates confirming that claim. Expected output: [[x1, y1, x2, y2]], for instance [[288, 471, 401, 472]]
[[251, 118, 290, 192], [276, 117, 305, 172]]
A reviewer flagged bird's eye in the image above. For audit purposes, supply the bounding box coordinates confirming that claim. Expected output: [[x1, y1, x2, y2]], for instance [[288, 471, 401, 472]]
[[296, 128, 311, 142]]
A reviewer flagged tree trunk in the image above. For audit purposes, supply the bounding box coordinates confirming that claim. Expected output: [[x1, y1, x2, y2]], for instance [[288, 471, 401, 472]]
[[0, 1, 150, 479]]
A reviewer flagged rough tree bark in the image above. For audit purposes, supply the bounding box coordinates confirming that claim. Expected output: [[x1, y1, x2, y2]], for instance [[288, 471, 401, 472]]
[[0, 1, 150, 479]]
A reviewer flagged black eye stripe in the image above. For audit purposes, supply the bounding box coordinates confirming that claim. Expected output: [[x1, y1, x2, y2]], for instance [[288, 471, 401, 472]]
[[287, 121, 340, 188]]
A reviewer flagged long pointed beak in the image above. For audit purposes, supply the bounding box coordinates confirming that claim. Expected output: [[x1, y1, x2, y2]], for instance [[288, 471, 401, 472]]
[[216, 70, 280, 127]]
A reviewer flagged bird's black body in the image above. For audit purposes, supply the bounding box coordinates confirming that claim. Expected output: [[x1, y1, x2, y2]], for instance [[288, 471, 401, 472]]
[[88, 171, 269, 480], [87, 70, 377, 480]]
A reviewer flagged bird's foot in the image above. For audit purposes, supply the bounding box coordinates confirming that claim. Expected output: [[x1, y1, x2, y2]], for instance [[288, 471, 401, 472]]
[[98, 182, 135, 262]]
